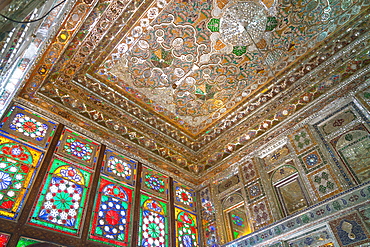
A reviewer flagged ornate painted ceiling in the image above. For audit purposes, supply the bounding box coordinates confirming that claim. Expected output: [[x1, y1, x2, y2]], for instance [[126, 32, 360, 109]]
[[18, 0, 369, 184]]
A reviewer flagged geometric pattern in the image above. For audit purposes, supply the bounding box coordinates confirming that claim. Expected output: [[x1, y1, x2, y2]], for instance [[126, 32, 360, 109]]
[[0, 105, 57, 149], [103, 149, 137, 185], [56, 129, 100, 169], [175, 207, 198, 247], [308, 167, 341, 200], [289, 126, 316, 154], [329, 212, 370, 247], [139, 194, 168, 247], [249, 199, 272, 230], [245, 179, 264, 203], [141, 167, 169, 199], [299, 147, 326, 174], [241, 161, 258, 184], [29, 157, 92, 236], [0, 134, 44, 220], [89, 177, 133, 246], [174, 181, 196, 212]]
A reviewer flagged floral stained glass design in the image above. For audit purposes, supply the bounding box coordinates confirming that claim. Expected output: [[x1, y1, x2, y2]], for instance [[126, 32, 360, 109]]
[[89, 177, 133, 246], [174, 182, 195, 211], [103, 150, 137, 185], [9, 113, 48, 141], [0, 134, 43, 220], [29, 158, 91, 235], [175, 207, 198, 247], [139, 194, 168, 247], [0, 105, 56, 148], [56, 129, 99, 168], [142, 167, 168, 198]]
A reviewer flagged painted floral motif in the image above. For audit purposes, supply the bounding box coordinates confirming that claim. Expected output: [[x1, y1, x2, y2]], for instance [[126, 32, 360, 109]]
[[63, 136, 93, 162], [9, 113, 48, 141], [175, 186, 194, 207], [144, 174, 165, 193], [107, 156, 132, 180], [176, 210, 197, 247]]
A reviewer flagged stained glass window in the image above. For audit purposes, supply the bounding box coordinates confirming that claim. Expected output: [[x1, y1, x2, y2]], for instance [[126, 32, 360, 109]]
[[0, 105, 57, 148], [16, 236, 64, 247], [103, 149, 137, 185], [175, 207, 199, 247], [139, 194, 168, 247], [56, 129, 100, 168], [0, 134, 43, 220], [0, 232, 10, 247], [174, 181, 196, 211], [29, 157, 91, 235], [89, 177, 133, 246], [141, 167, 168, 199]]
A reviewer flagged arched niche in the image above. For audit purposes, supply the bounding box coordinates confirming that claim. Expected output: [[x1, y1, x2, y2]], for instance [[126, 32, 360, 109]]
[[222, 192, 252, 241], [271, 164, 309, 216], [336, 129, 370, 183]]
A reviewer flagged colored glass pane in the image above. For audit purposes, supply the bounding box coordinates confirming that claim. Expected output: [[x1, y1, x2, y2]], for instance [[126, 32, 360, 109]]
[[0, 105, 56, 148], [139, 194, 168, 247], [103, 150, 136, 184], [63, 136, 93, 161], [174, 182, 195, 210], [56, 129, 99, 168], [29, 157, 91, 235], [144, 174, 165, 192], [16, 237, 63, 247], [16, 237, 40, 246], [0, 233, 10, 247], [0, 135, 43, 220], [175, 207, 198, 247], [9, 113, 48, 141], [142, 167, 168, 198], [89, 177, 133, 246]]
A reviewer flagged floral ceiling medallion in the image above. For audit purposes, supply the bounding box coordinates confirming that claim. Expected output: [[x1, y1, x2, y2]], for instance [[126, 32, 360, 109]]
[[219, 1, 268, 46]]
